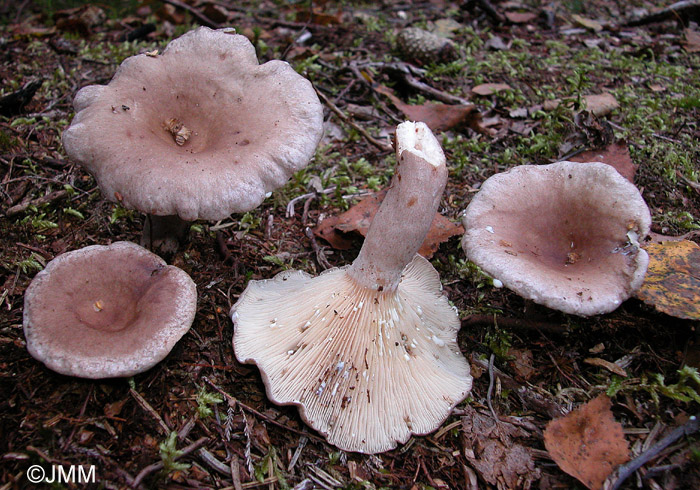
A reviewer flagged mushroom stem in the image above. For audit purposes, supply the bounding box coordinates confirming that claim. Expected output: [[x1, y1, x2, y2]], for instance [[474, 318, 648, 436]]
[[141, 214, 191, 254], [348, 122, 447, 292]]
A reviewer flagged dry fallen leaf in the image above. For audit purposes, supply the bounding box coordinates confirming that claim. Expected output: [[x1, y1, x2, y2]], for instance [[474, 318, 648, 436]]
[[682, 27, 700, 53], [584, 93, 619, 117], [505, 11, 538, 24], [544, 395, 629, 490], [374, 84, 485, 133], [544, 93, 619, 117], [462, 406, 540, 489], [314, 190, 464, 258], [571, 14, 603, 32], [472, 83, 513, 96], [569, 141, 637, 183], [584, 357, 628, 377], [508, 348, 536, 380], [636, 240, 700, 320]]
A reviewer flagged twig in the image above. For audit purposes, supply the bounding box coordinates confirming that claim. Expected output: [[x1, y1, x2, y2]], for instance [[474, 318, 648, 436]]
[[287, 436, 308, 472], [652, 133, 683, 145], [161, 0, 222, 28], [305, 226, 331, 270], [231, 456, 243, 490], [301, 195, 315, 226], [131, 437, 208, 488], [624, 1, 700, 26], [197, 447, 231, 476], [461, 314, 568, 335], [402, 72, 471, 105], [216, 231, 234, 265], [470, 353, 565, 418], [677, 171, 700, 195], [314, 86, 393, 152], [265, 213, 274, 240], [203, 377, 325, 442], [129, 388, 171, 435], [465, 0, 506, 23], [486, 353, 500, 426], [286, 187, 336, 218], [5, 189, 68, 217], [61, 386, 93, 451], [606, 414, 700, 490]]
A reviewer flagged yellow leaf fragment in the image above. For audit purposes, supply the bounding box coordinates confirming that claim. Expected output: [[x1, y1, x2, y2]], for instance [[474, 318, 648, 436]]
[[636, 240, 700, 320]]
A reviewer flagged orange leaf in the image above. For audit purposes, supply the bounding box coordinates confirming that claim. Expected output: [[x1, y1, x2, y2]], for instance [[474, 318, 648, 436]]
[[636, 240, 700, 319], [374, 84, 485, 133], [313, 190, 464, 258], [569, 141, 637, 183], [544, 395, 629, 490]]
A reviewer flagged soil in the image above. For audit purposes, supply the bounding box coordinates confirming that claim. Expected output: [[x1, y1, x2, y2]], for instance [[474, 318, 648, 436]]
[[1, 1, 699, 489]]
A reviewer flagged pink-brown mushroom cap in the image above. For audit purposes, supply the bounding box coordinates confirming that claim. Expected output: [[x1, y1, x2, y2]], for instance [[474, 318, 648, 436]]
[[62, 27, 323, 221], [461, 161, 651, 316], [23, 241, 197, 378]]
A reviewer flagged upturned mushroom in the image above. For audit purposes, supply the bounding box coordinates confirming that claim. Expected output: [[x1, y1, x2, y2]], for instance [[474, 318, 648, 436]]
[[62, 27, 323, 252], [23, 241, 197, 378], [231, 122, 472, 454], [461, 161, 652, 316]]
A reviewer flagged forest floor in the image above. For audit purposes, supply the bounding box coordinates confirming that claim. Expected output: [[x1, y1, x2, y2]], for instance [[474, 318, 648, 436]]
[[1, 1, 699, 489]]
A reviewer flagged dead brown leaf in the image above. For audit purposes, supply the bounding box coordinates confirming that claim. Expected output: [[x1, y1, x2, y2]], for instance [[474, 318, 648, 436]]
[[374, 84, 486, 133], [568, 141, 637, 183], [104, 398, 128, 418], [571, 14, 603, 32], [584, 357, 628, 377], [544, 93, 619, 117], [313, 190, 464, 258], [682, 27, 700, 53], [53, 5, 106, 36], [314, 214, 352, 250], [461, 406, 540, 489], [584, 93, 619, 117], [508, 348, 536, 380], [472, 83, 513, 96], [296, 7, 344, 26], [544, 395, 629, 490], [505, 12, 538, 24], [636, 240, 700, 320]]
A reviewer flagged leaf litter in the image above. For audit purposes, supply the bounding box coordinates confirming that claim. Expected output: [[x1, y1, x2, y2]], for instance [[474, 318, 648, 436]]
[[1, 0, 700, 488]]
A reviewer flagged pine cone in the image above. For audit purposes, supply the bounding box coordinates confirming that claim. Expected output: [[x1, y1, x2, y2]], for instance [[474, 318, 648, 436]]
[[396, 27, 458, 65]]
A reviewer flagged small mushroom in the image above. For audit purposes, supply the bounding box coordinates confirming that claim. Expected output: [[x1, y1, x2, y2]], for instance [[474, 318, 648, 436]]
[[231, 122, 472, 453], [23, 241, 197, 378], [461, 161, 652, 316], [62, 27, 324, 253]]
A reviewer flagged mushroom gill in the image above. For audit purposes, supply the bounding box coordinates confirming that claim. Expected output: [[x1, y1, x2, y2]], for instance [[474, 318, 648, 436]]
[[232, 122, 471, 453]]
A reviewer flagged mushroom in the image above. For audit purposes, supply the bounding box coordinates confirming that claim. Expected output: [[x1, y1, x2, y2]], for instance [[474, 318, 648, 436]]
[[62, 27, 324, 252], [461, 161, 652, 316], [23, 241, 197, 378], [231, 122, 472, 454]]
